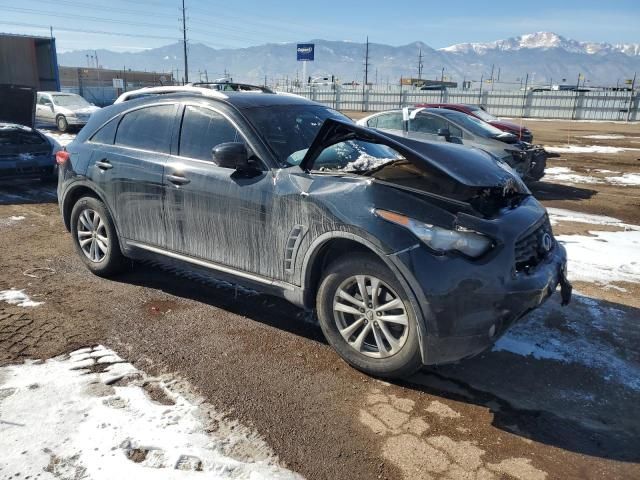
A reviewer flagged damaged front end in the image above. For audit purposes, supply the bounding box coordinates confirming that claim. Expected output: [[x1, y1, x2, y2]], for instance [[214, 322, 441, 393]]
[[300, 119, 571, 364], [301, 118, 530, 219]]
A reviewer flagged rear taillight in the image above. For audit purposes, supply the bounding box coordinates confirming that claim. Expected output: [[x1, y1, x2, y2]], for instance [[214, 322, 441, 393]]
[[56, 150, 70, 165]]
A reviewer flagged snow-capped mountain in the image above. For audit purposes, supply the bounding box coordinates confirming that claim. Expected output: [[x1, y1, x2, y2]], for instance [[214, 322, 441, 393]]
[[58, 33, 640, 88], [439, 32, 640, 57]]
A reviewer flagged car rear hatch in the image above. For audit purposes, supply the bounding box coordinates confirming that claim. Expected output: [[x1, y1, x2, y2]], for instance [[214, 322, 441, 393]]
[[0, 84, 36, 129]]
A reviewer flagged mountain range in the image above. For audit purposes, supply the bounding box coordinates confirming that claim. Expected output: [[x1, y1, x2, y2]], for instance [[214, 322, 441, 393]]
[[58, 32, 640, 88]]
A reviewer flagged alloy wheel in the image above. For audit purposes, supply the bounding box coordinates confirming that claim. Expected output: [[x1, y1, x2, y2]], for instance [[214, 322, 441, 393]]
[[333, 275, 409, 358], [76, 208, 109, 263]]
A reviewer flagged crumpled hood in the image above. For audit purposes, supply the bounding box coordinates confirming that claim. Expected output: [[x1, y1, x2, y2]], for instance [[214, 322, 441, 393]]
[[0, 84, 36, 129], [385, 132, 522, 187], [302, 119, 525, 191]]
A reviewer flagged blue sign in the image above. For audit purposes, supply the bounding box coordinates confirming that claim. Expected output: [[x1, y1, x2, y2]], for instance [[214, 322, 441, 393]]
[[297, 43, 315, 61]]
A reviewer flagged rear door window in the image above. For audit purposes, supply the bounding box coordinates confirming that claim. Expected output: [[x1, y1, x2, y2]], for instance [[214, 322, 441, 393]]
[[178, 106, 239, 161], [114, 104, 175, 153], [409, 113, 448, 134], [375, 112, 403, 130]]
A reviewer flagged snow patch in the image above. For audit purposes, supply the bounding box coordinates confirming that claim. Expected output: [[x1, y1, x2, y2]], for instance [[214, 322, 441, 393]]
[[544, 166, 602, 184], [557, 229, 640, 284], [0, 346, 301, 479], [607, 173, 640, 186], [44, 131, 76, 147], [494, 294, 640, 391], [0, 215, 26, 227], [0, 289, 43, 307], [581, 134, 628, 140], [544, 167, 640, 186], [342, 155, 396, 172], [545, 145, 630, 154], [546, 208, 630, 227]]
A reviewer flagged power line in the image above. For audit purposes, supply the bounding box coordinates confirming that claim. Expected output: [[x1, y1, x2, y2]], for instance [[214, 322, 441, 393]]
[[24, 0, 178, 20], [2, 6, 177, 30], [0, 21, 181, 41]]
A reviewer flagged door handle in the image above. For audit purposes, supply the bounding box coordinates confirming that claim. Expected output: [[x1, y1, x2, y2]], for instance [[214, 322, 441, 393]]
[[166, 174, 190, 185], [95, 159, 113, 170]]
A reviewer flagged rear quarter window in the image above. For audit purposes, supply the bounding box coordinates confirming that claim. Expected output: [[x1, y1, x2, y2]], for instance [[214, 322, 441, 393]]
[[114, 104, 175, 153], [89, 118, 118, 145]]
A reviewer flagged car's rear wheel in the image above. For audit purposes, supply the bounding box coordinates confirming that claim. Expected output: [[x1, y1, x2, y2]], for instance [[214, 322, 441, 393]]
[[56, 115, 68, 132], [70, 196, 126, 276], [316, 253, 422, 378]]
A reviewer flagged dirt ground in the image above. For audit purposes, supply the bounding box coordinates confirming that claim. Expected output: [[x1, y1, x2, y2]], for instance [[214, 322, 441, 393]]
[[1, 119, 639, 480]]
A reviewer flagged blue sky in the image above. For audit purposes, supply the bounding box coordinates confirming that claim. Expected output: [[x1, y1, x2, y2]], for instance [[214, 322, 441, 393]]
[[0, 0, 638, 52]]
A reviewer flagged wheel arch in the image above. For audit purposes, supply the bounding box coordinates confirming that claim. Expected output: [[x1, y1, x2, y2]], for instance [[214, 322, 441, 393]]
[[301, 231, 429, 364], [61, 183, 118, 237]]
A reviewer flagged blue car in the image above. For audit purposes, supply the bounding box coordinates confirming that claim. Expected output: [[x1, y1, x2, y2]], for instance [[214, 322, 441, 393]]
[[0, 84, 60, 182]]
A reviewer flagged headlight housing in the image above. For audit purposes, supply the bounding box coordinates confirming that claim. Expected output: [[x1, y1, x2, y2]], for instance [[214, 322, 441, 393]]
[[376, 210, 493, 258]]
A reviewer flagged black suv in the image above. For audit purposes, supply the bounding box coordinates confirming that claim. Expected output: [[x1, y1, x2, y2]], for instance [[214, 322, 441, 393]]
[[57, 87, 571, 378]]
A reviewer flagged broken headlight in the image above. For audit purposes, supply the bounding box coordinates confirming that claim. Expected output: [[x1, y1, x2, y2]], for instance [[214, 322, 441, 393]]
[[375, 210, 492, 258]]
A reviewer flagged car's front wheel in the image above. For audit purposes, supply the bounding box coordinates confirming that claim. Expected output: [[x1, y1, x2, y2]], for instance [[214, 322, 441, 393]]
[[56, 115, 68, 132], [316, 253, 422, 378], [70, 196, 126, 277]]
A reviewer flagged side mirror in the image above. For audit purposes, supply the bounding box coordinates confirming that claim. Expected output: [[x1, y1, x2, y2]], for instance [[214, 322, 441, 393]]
[[437, 128, 451, 139], [212, 142, 249, 170]]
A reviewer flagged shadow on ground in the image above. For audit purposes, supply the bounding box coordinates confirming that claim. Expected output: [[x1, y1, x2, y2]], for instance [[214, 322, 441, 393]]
[[114, 261, 640, 464], [529, 180, 597, 201], [0, 180, 58, 206]]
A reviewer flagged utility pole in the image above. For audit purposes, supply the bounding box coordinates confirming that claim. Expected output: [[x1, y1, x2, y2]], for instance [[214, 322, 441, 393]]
[[417, 48, 424, 80], [362, 36, 370, 111], [181, 0, 189, 83], [627, 72, 636, 122]]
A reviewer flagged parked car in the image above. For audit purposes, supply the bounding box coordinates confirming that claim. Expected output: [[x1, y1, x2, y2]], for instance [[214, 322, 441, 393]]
[[0, 84, 60, 182], [358, 107, 547, 182], [416, 103, 533, 142], [57, 87, 571, 378], [36, 92, 101, 132]]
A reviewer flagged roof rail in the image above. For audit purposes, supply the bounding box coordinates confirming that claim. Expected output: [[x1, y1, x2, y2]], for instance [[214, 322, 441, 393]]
[[113, 85, 228, 104], [188, 82, 275, 94]]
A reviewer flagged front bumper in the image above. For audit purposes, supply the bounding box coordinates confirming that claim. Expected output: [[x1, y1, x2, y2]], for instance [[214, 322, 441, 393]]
[[67, 117, 90, 126], [390, 204, 571, 365], [0, 156, 57, 180]]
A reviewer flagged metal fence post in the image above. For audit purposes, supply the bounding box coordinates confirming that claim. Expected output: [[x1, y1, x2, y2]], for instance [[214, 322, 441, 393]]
[[335, 85, 341, 111], [363, 88, 370, 112], [630, 91, 639, 122], [524, 90, 534, 117], [572, 91, 585, 120]]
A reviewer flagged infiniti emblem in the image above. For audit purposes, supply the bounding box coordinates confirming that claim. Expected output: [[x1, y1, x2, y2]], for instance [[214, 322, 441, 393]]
[[540, 232, 553, 252]]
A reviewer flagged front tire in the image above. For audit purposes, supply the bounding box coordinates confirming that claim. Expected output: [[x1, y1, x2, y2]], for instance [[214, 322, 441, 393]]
[[56, 115, 68, 132], [316, 253, 422, 378], [70, 196, 126, 277]]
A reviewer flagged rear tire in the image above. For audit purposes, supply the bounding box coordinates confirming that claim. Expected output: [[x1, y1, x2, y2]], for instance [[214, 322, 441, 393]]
[[70, 196, 126, 277], [316, 253, 422, 379], [56, 115, 68, 132]]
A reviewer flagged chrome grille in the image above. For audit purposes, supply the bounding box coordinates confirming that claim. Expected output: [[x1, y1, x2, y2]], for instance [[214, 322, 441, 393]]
[[515, 217, 554, 272]]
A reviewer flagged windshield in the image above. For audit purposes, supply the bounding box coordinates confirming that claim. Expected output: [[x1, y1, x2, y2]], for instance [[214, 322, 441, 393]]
[[52, 94, 91, 108], [468, 107, 498, 123], [241, 105, 352, 166], [437, 110, 506, 137]]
